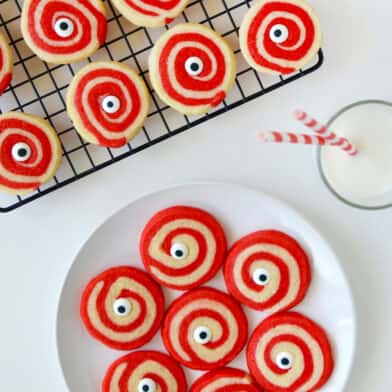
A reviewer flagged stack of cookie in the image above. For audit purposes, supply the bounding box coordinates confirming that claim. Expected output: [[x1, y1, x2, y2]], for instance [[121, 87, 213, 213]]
[[80, 205, 334, 392], [0, 0, 322, 196]]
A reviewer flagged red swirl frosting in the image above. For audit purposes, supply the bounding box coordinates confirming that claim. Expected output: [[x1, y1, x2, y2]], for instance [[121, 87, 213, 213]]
[[140, 205, 227, 290], [247, 312, 334, 392], [102, 350, 187, 392], [149, 24, 236, 114], [0, 33, 12, 95], [21, 0, 107, 63], [67, 62, 149, 147], [0, 112, 61, 194], [162, 287, 248, 370], [224, 230, 311, 312], [190, 367, 263, 392], [113, 0, 189, 27], [80, 266, 165, 350], [240, 0, 321, 74]]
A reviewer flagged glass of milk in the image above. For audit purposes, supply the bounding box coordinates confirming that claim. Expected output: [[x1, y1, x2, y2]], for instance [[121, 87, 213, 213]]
[[318, 100, 392, 209]]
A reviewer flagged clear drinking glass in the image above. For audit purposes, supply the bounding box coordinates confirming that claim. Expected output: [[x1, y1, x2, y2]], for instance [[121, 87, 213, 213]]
[[317, 100, 392, 210]]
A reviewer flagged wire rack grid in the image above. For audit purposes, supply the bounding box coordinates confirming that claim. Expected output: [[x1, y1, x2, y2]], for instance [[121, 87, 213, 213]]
[[0, 0, 323, 212]]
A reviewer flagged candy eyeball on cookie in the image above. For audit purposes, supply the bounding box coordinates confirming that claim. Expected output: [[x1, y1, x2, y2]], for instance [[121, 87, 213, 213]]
[[138, 378, 156, 392], [11, 142, 32, 162], [54, 18, 74, 38], [193, 326, 212, 344], [269, 24, 289, 44], [185, 56, 204, 76], [276, 351, 293, 370], [252, 268, 270, 285], [113, 298, 132, 316], [101, 95, 121, 114], [170, 243, 189, 260]]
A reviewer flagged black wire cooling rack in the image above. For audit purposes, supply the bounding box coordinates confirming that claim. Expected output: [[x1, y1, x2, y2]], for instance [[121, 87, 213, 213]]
[[0, 0, 323, 212]]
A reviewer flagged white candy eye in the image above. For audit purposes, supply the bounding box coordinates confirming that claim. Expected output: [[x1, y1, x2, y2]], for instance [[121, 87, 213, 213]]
[[194, 326, 212, 344], [54, 18, 74, 38], [113, 298, 132, 316], [102, 96, 121, 114], [12, 142, 31, 162], [276, 352, 293, 370], [252, 268, 270, 285], [138, 378, 156, 392], [185, 56, 204, 76], [269, 24, 289, 43], [170, 243, 188, 260]]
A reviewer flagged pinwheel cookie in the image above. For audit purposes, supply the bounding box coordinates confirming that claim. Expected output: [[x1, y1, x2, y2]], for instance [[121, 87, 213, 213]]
[[190, 367, 262, 392], [102, 350, 187, 392], [239, 0, 322, 75], [162, 287, 248, 370], [224, 230, 311, 312], [0, 112, 61, 195], [67, 61, 149, 148], [149, 23, 236, 115], [0, 32, 13, 95], [112, 0, 189, 27], [247, 312, 334, 392], [21, 0, 107, 64], [80, 266, 164, 350], [140, 205, 227, 290]]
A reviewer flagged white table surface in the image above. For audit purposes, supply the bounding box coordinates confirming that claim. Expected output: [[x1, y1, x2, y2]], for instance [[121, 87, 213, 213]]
[[1, 0, 391, 391]]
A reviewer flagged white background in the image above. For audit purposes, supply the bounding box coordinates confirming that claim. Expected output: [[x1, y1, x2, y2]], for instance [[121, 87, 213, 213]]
[[0, 0, 391, 391]]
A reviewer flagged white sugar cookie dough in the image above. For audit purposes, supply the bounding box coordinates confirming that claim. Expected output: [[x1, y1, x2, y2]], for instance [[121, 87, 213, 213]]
[[67, 61, 150, 148], [21, 0, 107, 64], [0, 112, 61, 195], [149, 23, 236, 115], [112, 0, 190, 27], [0, 32, 13, 94], [239, 0, 322, 75], [102, 351, 187, 392]]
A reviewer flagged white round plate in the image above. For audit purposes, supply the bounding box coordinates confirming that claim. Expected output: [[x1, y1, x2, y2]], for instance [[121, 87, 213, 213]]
[[57, 183, 356, 391]]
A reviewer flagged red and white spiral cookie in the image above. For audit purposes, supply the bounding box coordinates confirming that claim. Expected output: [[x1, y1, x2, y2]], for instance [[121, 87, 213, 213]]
[[0, 33, 13, 95], [0, 112, 61, 195], [224, 230, 311, 313], [140, 206, 227, 291], [67, 62, 149, 148], [21, 0, 107, 64], [162, 287, 248, 370], [247, 312, 334, 392], [80, 266, 164, 350], [190, 367, 263, 392], [239, 0, 322, 75], [149, 23, 236, 115], [102, 350, 187, 392], [112, 0, 189, 27]]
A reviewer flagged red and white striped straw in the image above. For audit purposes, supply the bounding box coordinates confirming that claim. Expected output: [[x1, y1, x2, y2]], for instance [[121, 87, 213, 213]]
[[294, 110, 358, 156], [257, 131, 328, 146]]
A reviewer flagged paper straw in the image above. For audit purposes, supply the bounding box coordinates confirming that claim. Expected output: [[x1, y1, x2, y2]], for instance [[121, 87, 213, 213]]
[[257, 131, 328, 146], [294, 110, 358, 156]]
